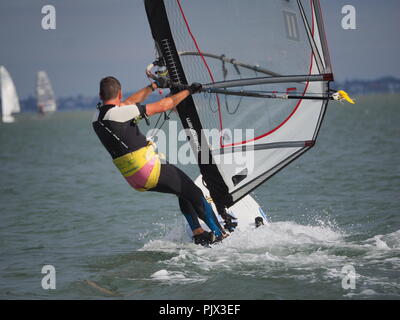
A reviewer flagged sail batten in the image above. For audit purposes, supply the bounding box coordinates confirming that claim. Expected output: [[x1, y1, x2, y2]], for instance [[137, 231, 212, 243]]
[[145, 0, 333, 207]]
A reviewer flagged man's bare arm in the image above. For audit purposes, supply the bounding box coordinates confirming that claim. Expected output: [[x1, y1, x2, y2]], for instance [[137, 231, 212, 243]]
[[121, 83, 157, 106], [146, 90, 191, 116]]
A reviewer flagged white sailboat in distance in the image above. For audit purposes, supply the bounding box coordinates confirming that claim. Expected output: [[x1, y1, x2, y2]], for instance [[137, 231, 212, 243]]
[[0, 66, 21, 123], [36, 71, 57, 114]]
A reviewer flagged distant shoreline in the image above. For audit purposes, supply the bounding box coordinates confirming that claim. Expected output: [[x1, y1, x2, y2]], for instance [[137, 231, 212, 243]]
[[18, 77, 400, 112]]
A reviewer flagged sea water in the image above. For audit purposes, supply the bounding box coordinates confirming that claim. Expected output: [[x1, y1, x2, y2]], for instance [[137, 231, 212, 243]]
[[0, 94, 399, 299]]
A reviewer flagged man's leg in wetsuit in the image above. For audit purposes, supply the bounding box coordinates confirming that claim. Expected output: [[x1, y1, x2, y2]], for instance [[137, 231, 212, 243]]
[[149, 163, 225, 238]]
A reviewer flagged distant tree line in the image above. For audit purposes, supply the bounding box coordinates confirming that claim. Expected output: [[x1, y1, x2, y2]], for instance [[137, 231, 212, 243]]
[[331, 77, 400, 96], [19, 77, 400, 112]]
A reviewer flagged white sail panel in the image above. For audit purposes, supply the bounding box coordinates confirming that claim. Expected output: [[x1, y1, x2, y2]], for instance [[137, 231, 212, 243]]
[[145, 0, 333, 206], [0, 66, 21, 123]]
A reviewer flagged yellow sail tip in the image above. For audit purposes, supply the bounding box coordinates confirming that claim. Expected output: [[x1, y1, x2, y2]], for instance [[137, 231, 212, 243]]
[[333, 90, 356, 104]]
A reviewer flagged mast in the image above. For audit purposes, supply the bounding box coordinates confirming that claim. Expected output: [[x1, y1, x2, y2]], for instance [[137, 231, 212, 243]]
[[145, 0, 232, 206]]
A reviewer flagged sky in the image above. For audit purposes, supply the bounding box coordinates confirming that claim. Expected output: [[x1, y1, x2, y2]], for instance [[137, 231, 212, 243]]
[[0, 0, 399, 99]]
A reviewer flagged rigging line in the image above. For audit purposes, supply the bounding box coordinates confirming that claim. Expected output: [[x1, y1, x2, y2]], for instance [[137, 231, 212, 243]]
[[224, 90, 243, 114], [178, 51, 281, 77], [224, 57, 243, 115], [254, 69, 273, 129], [153, 112, 163, 130], [203, 54, 221, 114], [207, 90, 218, 113], [205, 53, 229, 113], [149, 110, 173, 139]]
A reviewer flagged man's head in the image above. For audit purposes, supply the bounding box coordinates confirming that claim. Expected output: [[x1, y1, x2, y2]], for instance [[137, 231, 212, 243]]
[[99, 76, 122, 103]]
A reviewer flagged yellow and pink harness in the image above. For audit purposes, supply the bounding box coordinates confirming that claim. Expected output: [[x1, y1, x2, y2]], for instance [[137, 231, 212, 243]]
[[113, 141, 161, 191]]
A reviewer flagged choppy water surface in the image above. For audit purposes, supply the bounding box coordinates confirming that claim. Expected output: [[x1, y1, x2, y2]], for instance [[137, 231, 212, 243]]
[[0, 94, 399, 299]]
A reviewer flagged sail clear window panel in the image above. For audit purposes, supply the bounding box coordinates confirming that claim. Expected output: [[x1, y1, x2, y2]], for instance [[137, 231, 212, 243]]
[[164, 0, 325, 149]]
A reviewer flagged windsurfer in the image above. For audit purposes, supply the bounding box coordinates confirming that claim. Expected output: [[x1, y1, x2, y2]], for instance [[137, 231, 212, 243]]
[[92, 76, 227, 246]]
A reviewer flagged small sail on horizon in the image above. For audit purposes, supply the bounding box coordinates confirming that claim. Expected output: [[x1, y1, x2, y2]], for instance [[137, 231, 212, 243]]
[[36, 71, 57, 114], [0, 65, 21, 123]]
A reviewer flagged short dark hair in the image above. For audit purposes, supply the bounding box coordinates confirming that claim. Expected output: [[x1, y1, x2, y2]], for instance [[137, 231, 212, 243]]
[[99, 76, 121, 101]]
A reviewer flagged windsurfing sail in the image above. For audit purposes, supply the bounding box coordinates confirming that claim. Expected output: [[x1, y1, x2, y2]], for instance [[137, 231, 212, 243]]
[[0, 65, 20, 123], [145, 0, 334, 208], [36, 71, 57, 113]]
